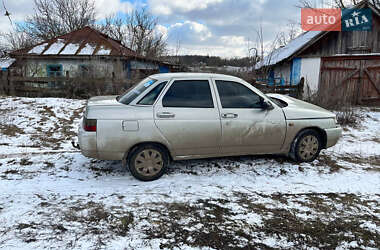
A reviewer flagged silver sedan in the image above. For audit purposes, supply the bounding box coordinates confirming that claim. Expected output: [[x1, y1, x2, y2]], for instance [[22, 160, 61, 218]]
[[77, 73, 342, 181]]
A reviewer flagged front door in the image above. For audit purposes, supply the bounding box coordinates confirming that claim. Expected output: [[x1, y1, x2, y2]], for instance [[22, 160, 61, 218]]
[[213, 79, 286, 155], [154, 79, 221, 157]]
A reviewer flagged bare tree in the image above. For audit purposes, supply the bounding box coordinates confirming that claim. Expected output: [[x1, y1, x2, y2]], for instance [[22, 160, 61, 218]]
[[256, 21, 265, 61], [99, 14, 126, 43], [0, 30, 33, 51], [100, 8, 167, 58], [0, 0, 96, 51], [2, 0, 166, 58], [17, 0, 96, 42], [277, 20, 302, 47]]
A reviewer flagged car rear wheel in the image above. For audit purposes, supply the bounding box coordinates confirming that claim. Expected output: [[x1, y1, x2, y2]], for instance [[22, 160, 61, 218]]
[[128, 144, 169, 181], [292, 129, 322, 162]]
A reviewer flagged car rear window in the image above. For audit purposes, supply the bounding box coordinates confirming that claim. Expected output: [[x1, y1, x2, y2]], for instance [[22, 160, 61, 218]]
[[118, 78, 157, 105], [138, 81, 167, 105]]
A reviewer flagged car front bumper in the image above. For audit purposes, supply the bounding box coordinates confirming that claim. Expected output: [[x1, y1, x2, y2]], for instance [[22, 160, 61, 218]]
[[325, 127, 342, 148]]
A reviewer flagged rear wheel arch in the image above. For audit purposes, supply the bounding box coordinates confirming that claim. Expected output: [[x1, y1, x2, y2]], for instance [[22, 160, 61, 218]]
[[123, 141, 173, 164], [127, 143, 170, 181]]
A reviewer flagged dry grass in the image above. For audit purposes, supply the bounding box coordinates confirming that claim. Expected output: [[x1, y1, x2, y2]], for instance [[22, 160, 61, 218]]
[[0, 123, 25, 136], [140, 193, 379, 249]]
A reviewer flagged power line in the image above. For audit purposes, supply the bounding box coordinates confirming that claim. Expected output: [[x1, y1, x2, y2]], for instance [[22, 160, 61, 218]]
[[3, 0, 13, 26]]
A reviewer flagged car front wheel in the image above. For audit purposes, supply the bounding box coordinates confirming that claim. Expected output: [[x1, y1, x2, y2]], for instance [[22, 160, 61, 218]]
[[292, 129, 322, 162], [128, 144, 169, 181]]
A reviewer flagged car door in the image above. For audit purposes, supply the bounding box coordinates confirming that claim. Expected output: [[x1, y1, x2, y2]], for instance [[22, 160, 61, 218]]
[[154, 78, 221, 158], [213, 79, 286, 155]]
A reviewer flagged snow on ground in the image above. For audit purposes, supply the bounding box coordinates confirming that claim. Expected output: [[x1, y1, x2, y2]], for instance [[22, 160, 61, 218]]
[[0, 96, 379, 249]]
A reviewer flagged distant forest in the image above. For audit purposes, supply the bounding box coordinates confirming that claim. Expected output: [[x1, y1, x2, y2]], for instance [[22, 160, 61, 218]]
[[166, 55, 252, 67]]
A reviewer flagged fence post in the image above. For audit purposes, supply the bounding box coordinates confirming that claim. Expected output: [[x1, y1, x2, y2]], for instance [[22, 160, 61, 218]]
[[0, 71, 4, 95], [8, 71, 15, 96], [297, 78, 305, 99]]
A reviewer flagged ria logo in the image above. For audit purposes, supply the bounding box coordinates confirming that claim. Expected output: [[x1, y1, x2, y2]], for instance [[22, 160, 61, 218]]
[[342, 8, 372, 31], [301, 8, 372, 31]]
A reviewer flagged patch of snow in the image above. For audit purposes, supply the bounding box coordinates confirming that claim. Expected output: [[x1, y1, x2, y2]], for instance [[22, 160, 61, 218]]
[[327, 110, 380, 157], [0, 58, 15, 68], [0, 98, 379, 249], [77, 43, 96, 55], [59, 43, 80, 55], [222, 65, 243, 72], [96, 46, 111, 55], [43, 39, 66, 55], [28, 42, 48, 54]]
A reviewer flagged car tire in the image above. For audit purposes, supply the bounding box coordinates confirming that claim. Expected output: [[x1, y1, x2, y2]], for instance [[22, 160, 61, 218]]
[[128, 144, 169, 181], [292, 129, 322, 163]]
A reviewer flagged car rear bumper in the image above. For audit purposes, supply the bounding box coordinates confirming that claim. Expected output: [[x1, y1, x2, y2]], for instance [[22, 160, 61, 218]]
[[325, 127, 342, 148], [78, 121, 98, 158]]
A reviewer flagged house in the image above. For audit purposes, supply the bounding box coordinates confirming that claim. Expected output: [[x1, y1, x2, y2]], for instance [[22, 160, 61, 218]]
[[256, 1, 380, 105], [6, 26, 176, 97], [0, 58, 15, 71]]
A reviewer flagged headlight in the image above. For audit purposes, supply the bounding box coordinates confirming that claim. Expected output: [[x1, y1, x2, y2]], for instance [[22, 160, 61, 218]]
[[333, 116, 338, 125]]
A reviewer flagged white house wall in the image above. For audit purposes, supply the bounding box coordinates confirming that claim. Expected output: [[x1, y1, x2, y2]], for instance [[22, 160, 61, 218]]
[[24, 59, 116, 78], [300, 57, 321, 95]]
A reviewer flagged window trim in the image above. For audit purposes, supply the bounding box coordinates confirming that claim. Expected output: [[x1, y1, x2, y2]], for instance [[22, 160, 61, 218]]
[[46, 64, 63, 77], [156, 78, 217, 109]]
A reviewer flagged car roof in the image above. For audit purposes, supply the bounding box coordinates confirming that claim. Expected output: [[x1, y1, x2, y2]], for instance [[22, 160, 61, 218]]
[[149, 72, 243, 81]]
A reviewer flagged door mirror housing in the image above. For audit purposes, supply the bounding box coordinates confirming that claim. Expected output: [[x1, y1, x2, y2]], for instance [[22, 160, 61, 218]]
[[261, 100, 274, 110]]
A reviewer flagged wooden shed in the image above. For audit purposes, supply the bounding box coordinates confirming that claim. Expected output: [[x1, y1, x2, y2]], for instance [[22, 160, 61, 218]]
[[256, 1, 380, 105]]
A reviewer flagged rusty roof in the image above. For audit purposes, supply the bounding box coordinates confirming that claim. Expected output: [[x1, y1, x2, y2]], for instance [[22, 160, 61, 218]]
[[11, 26, 139, 57]]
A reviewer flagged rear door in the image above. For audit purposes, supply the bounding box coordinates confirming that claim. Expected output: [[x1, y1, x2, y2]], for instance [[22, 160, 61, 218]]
[[154, 78, 221, 157], [213, 79, 286, 155]]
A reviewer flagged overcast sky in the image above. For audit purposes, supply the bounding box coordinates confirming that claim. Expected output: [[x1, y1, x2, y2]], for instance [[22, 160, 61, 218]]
[[0, 0, 332, 58]]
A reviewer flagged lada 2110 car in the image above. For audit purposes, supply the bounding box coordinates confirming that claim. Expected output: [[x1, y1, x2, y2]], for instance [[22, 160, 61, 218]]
[[76, 73, 342, 181]]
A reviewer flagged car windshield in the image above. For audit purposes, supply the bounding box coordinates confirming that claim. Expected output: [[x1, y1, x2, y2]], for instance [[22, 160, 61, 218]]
[[117, 77, 157, 105]]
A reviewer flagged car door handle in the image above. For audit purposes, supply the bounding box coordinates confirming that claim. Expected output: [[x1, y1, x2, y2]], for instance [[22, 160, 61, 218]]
[[221, 113, 238, 119], [157, 112, 175, 118]]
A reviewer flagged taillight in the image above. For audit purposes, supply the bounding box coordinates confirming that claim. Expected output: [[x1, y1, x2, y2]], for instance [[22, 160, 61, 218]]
[[83, 118, 97, 132]]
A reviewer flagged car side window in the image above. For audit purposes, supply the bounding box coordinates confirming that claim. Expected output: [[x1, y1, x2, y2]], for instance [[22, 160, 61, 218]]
[[138, 81, 167, 105], [216, 80, 263, 109], [162, 80, 214, 108]]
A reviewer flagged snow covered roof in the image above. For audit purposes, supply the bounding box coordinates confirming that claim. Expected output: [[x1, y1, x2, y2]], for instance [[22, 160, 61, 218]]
[[11, 26, 138, 57], [0, 58, 15, 68], [255, 31, 322, 69]]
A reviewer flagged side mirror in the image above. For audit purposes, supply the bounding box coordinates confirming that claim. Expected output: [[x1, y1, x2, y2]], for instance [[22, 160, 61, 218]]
[[261, 100, 274, 110]]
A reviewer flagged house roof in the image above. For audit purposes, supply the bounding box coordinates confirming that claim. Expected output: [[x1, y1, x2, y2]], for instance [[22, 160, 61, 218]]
[[255, 31, 323, 69], [10, 26, 139, 57], [256, 1, 380, 69], [0, 58, 15, 68]]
